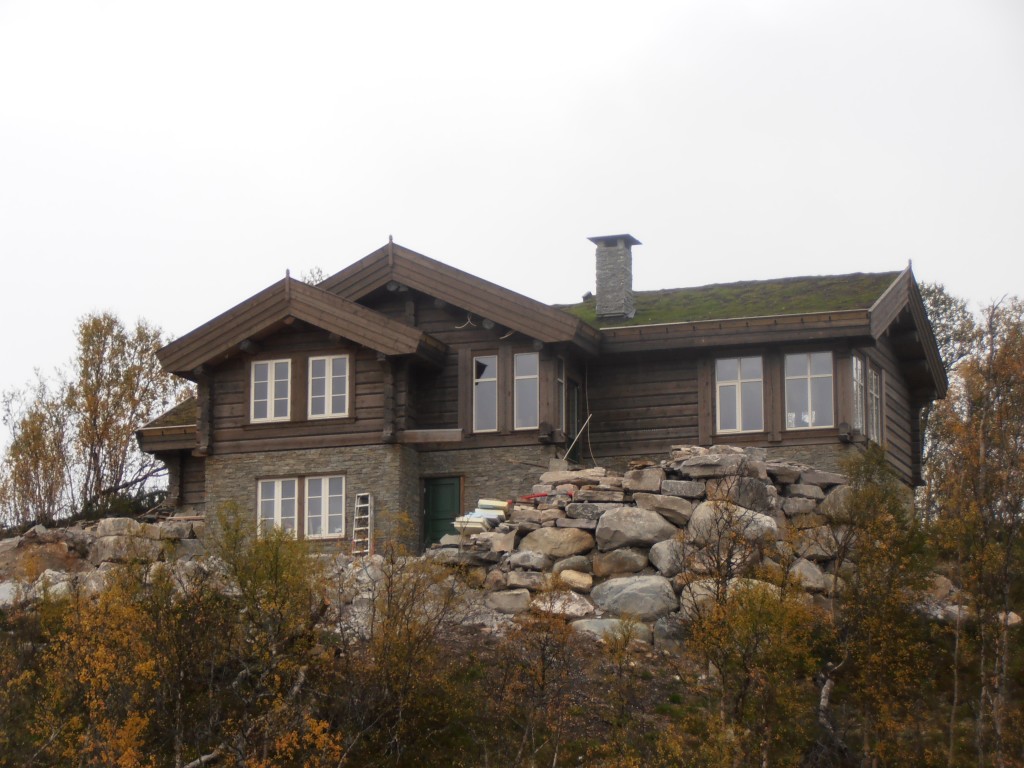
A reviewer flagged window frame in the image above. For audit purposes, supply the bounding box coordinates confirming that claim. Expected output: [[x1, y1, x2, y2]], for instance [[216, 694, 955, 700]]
[[556, 357, 566, 433], [715, 356, 765, 434], [472, 354, 499, 433], [304, 475, 346, 539], [251, 359, 292, 423], [308, 354, 350, 420], [257, 478, 298, 536], [867, 367, 882, 442], [784, 352, 835, 430], [852, 354, 865, 433], [513, 352, 540, 431]]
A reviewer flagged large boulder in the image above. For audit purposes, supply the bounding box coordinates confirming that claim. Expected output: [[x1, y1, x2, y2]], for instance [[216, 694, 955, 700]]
[[788, 558, 826, 593], [590, 575, 678, 621], [623, 468, 665, 493], [706, 476, 771, 512], [565, 502, 618, 521], [595, 507, 678, 551], [485, 589, 531, 614], [592, 547, 649, 577], [556, 570, 593, 593], [509, 550, 554, 571], [660, 479, 706, 499], [539, 468, 607, 485], [633, 493, 693, 526], [518, 527, 595, 558], [649, 538, 688, 578], [573, 618, 653, 643], [676, 454, 747, 479], [687, 501, 778, 547], [531, 590, 594, 620]]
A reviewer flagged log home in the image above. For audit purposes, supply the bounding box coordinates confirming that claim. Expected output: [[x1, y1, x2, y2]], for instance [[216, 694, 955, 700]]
[[137, 235, 946, 551]]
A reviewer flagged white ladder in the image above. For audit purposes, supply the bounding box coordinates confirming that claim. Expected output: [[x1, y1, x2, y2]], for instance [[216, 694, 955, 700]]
[[352, 493, 374, 557]]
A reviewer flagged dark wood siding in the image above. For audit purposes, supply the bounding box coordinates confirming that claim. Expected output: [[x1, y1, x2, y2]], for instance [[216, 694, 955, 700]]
[[584, 352, 699, 459], [181, 454, 206, 506], [868, 337, 915, 484], [208, 323, 388, 454]]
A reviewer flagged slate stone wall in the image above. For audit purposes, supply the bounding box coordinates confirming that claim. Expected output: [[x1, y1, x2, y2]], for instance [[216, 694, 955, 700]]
[[419, 444, 559, 512], [205, 444, 421, 553]]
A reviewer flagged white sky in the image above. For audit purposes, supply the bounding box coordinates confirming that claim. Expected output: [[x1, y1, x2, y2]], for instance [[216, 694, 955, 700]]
[[1, 0, 1023, 416]]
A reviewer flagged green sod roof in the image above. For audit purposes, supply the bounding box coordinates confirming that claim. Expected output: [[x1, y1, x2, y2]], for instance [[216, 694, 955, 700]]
[[558, 271, 901, 328], [141, 397, 197, 429]]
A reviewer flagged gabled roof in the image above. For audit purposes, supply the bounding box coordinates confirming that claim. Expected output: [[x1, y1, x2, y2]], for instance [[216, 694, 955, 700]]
[[559, 271, 902, 327], [319, 240, 602, 354], [158, 277, 447, 378]]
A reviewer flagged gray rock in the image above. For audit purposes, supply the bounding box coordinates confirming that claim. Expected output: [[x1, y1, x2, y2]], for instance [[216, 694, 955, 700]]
[[158, 520, 194, 540], [623, 468, 666, 493], [556, 569, 593, 593], [786, 484, 826, 501], [633, 493, 693, 525], [595, 507, 678, 551], [649, 538, 688, 578], [573, 618, 653, 643], [552, 555, 592, 574], [169, 538, 206, 562], [539, 468, 607, 486], [0, 537, 21, 555], [510, 550, 554, 571], [518, 527, 595, 558], [687, 501, 779, 547], [485, 588, 532, 614], [532, 591, 594, 619], [555, 518, 597, 530], [677, 454, 747, 479], [591, 575, 678, 621], [789, 558, 826, 593], [478, 530, 517, 552], [782, 497, 818, 517], [653, 612, 688, 649], [765, 462, 804, 484], [575, 487, 627, 504], [89, 534, 164, 565], [507, 571, 549, 591], [510, 506, 564, 525], [0, 581, 21, 607], [820, 485, 854, 518], [790, 513, 827, 530], [660, 479, 706, 499], [565, 502, 618, 521], [799, 469, 848, 487], [797, 526, 839, 561], [95, 518, 142, 538], [593, 547, 649, 577], [706, 476, 771, 512]]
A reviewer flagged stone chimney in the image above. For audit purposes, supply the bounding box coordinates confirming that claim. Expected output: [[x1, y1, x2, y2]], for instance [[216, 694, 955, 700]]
[[589, 234, 640, 320]]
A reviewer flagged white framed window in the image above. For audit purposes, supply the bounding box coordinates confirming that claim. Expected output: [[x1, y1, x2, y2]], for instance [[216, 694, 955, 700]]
[[251, 359, 291, 422], [514, 352, 540, 430], [258, 478, 297, 536], [715, 356, 764, 433], [305, 475, 345, 539], [852, 354, 865, 432], [473, 355, 498, 433], [867, 368, 882, 442], [785, 352, 834, 429], [308, 355, 350, 419]]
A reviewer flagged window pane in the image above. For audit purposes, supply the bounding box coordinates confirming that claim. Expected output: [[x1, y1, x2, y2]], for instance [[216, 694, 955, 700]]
[[328, 477, 344, 497], [718, 384, 737, 431], [331, 393, 346, 414], [515, 352, 538, 377], [810, 377, 834, 427], [311, 358, 326, 378], [741, 381, 763, 430], [307, 495, 322, 536], [474, 379, 497, 431], [274, 361, 289, 382], [253, 362, 269, 383], [311, 377, 326, 398], [716, 358, 738, 381], [307, 478, 322, 498], [253, 400, 268, 420], [515, 378, 539, 429], [253, 380, 268, 401], [474, 356, 497, 380], [786, 380, 809, 429], [273, 396, 288, 419], [810, 352, 832, 376], [740, 356, 762, 379], [785, 354, 808, 377]]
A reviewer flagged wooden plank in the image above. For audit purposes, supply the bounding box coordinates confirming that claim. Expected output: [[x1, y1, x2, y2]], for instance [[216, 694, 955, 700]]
[[697, 358, 712, 446]]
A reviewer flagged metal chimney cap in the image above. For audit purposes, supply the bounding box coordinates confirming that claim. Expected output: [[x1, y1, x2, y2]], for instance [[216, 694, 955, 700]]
[[588, 234, 641, 248]]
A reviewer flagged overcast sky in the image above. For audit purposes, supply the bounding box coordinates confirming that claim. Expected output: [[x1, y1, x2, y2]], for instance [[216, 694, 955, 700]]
[[1, 0, 1022, 419]]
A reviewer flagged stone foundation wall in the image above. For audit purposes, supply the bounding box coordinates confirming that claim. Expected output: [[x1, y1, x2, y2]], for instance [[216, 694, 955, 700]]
[[419, 444, 558, 511], [205, 445, 421, 553]]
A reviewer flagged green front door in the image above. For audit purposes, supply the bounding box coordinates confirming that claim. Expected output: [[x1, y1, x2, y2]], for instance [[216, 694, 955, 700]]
[[423, 477, 461, 545]]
